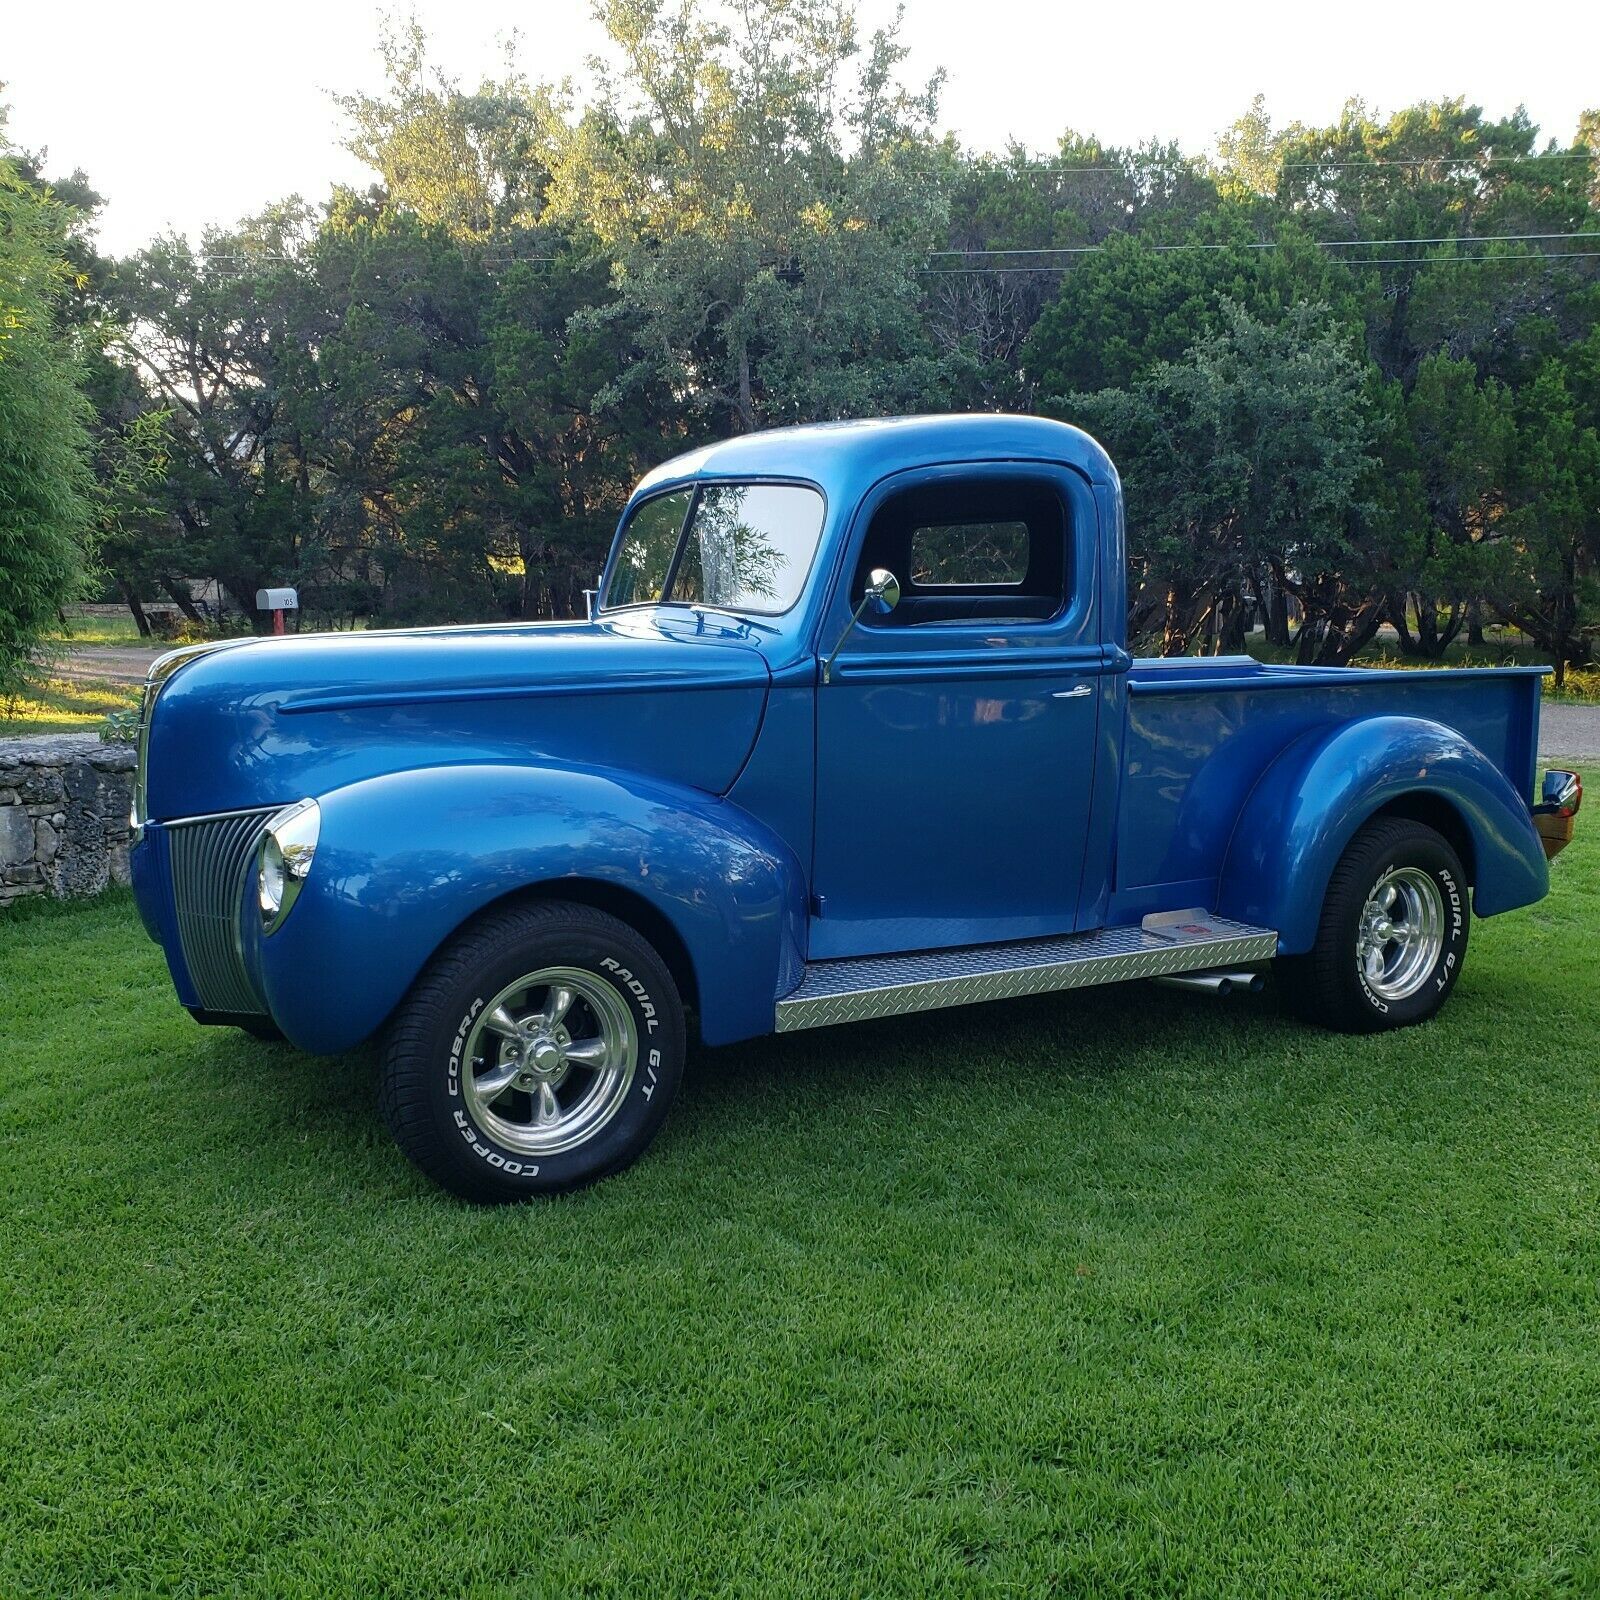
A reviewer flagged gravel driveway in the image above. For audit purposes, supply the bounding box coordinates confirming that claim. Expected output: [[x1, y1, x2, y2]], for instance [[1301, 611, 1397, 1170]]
[[1538, 702, 1600, 761], [52, 644, 168, 685]]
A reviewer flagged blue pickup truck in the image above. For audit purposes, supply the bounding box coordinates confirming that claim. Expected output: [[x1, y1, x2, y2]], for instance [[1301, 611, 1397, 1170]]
[[130, 415, 1582, 1200]]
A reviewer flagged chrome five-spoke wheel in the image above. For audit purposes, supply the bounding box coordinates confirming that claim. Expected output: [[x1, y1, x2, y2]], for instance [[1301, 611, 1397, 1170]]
[[1356, 865, 1444, 1002], [462, 966, 638, 1157], [1283, 817, 1468, 1033], [382, 901, 685, 1200]]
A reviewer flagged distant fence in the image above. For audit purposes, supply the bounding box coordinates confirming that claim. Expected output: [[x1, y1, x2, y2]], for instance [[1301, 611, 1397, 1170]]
[[0, 734, 135, 907]]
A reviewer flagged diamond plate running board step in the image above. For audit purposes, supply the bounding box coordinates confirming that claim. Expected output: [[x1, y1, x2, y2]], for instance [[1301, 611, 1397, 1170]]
[[774, 912, 1278, 1033]]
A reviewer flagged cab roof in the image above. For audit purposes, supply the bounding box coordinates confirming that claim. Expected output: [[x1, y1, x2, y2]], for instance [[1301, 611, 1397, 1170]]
[[633, 413, 1118, 503]]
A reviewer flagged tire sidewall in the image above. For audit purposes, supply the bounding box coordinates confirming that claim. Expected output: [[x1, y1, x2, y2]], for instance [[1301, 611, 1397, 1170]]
[[424, 920, 682, 1196], [1341, 833, 1469, 1027]]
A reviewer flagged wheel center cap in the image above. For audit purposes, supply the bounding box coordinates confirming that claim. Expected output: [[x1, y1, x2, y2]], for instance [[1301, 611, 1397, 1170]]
[[529, 1037, 564, 1075]]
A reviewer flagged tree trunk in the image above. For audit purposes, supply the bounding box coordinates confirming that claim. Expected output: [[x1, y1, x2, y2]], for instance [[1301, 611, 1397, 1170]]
[[1161, 588, 1187, 656], [1266, 579, 1289, 649], [158, 576, 204, 624], [115, 576, 152, 638], [1391, 597, 1419, 656], [1218, 592, 1247, 655], [1466, 598, 1486, 649]]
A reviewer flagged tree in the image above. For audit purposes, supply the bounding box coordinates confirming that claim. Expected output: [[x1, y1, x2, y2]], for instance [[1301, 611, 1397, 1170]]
[[1022, 224, 1363, 398], [111, 206, 328, 628], [1391, 353, 1515, 656], [0, 134, 93, 699], [926, 135, 1218, 406], [544, 0, 958, 432], [1053, 302, 1383, 660], [334, 15, 554, 240], [1495, 361, 1600, 684]]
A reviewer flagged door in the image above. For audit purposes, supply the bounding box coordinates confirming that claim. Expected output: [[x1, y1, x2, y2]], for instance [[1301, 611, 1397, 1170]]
[[809, 465, 1106, 961]]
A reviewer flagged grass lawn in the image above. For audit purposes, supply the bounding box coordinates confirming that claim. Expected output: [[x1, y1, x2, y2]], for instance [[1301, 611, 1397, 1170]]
[[1, 799, 1596, 1595], [48, 609, 147, 647], [0, 676, 141, 737]]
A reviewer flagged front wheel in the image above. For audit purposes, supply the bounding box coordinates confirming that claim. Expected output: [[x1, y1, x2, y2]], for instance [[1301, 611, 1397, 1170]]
[[380, 901, 685, 1201], [1281, 817, 1470, 1033]]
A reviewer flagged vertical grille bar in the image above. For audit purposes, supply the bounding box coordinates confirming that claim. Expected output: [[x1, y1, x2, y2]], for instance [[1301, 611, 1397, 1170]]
[[168, 808, 277, 1014]]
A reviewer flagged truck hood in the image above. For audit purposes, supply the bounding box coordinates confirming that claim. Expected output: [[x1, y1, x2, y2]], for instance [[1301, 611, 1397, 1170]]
[[142, 613, 773, 821]]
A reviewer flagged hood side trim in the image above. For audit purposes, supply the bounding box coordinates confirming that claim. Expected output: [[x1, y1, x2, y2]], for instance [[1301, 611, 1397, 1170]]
[[280, 669, 769, 716]]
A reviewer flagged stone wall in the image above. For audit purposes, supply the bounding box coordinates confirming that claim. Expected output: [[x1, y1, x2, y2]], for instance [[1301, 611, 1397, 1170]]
[[0, 733, 136, 907]]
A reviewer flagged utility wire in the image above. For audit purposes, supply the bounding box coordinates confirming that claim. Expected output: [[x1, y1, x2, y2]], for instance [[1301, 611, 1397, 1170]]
[[928, 230, 1600, 258], [963, 152, 1599, 177], [920, 252, 1600, 275]]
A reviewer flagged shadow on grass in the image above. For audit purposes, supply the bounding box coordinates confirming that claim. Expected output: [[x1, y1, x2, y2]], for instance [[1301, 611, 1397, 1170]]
[[170, 971, 1291, 1207], [685, 976, 1292, 1106]]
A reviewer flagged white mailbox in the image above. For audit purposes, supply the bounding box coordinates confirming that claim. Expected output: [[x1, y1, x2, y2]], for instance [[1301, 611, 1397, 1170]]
[[256, 587, 299, 611]]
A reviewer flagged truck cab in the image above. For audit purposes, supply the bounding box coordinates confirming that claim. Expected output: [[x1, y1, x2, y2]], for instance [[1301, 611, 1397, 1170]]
[[129, 415, 1581, 1200]]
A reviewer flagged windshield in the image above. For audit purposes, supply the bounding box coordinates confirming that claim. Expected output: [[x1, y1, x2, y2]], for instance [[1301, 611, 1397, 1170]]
[[602, 482, 825, 616]]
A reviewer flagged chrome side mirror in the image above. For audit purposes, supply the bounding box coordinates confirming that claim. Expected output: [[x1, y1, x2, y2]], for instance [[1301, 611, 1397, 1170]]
[[822, 568, 901, 683], [863, 567, 901, 615]]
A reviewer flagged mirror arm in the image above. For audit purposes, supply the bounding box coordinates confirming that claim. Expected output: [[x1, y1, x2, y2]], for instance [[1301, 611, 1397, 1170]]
[[821, 591, 878, 685]]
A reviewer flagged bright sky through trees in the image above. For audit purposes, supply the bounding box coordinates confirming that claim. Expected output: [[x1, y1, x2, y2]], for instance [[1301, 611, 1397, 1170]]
[[7, 0, 1597, 255]]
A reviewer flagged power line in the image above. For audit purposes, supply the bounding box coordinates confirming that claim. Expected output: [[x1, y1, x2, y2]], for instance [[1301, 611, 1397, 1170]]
[[919, 252, 1600, 275], [928, 230, 1600, 259], [966, 152, 1599, 177]]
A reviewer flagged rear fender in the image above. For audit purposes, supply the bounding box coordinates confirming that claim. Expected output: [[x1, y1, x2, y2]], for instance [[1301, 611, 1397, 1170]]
[[1218, 715, 1547, 954], [253, 762, 807, 1052]]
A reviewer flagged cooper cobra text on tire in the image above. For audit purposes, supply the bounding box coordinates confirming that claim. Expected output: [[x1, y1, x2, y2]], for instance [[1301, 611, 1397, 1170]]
[[380, 901, 685, 1201], [1282, 817, 1470, 1034]]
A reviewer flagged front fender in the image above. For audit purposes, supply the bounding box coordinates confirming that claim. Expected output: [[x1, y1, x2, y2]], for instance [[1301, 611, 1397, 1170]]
[[1218, 715, 1547, 954], [252, 763, 807, 1053]]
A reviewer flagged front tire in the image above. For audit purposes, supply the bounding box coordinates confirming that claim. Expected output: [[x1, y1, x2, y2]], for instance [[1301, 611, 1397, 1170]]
[[1282, 818, 1470, 1033], [380, 901, 685, 1201]]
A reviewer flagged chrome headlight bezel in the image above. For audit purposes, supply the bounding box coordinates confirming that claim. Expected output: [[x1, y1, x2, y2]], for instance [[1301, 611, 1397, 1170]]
[[257, 798, 321, 934]]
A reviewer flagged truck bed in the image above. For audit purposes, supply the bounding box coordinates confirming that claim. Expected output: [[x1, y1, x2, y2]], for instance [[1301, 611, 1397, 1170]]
[[1112, 656, 1546, 919]]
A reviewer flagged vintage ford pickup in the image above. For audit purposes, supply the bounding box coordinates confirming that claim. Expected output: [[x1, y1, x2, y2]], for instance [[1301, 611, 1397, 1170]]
[[130, 415, 1582, 1199]]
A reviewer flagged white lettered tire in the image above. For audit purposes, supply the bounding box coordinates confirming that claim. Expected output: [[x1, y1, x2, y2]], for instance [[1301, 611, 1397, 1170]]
[[380, 902, 685, 1201], [1282, 817, 1470, 1033]]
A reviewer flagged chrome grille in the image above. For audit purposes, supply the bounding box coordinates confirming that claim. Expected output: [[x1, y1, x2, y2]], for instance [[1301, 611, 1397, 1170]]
[[168, 808, 277, 1014]]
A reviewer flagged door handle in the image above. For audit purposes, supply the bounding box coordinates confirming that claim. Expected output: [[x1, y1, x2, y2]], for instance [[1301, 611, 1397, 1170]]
[[1052, 684, 1093, 700]]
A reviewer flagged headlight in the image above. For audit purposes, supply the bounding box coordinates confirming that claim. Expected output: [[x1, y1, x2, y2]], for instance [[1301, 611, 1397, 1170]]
[[258, 799, 320, 933]]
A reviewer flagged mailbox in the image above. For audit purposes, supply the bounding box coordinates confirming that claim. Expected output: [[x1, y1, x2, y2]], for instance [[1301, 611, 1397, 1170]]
[[257, 586, 299, 636]]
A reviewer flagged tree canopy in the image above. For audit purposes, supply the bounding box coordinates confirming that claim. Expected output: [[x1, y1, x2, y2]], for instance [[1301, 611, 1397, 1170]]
[[2, 2, 1597, 680], [0, 128, 94, 698]]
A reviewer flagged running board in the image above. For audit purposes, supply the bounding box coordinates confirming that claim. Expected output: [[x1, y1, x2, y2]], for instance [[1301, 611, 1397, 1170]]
[[774, 912, 1278, 1033]]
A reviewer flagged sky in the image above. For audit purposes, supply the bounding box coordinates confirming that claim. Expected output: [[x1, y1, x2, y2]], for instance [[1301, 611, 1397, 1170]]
[[5, 0, 1598, 256]]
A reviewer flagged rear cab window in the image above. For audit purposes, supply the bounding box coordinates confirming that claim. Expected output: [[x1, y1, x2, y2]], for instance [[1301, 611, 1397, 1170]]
[[855, 479, 1069, 627]]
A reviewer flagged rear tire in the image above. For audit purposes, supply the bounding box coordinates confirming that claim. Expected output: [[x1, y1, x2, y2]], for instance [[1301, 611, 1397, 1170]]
[[380, 901, 685, 1202], [1281, 818, 1470, 1034]]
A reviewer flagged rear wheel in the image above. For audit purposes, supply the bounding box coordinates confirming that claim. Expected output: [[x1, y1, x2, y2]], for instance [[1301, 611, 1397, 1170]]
[[380, 901, 685, 1201], [1282, 818, 1470, 1033]]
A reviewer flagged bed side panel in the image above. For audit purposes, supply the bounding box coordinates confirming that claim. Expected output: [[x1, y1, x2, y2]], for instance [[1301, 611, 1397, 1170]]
[[1114, 669, 1537, 912]]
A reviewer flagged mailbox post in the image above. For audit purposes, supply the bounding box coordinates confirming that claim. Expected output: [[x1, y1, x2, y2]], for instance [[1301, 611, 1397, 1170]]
[[256, 587, 299, 636]]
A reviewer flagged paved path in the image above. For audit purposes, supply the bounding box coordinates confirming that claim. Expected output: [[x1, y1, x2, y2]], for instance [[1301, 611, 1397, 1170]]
[[1539, 702, 1600, 761]]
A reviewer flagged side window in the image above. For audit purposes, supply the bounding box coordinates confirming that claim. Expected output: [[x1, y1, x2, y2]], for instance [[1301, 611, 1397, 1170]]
[[857, 479, 1069, 628]]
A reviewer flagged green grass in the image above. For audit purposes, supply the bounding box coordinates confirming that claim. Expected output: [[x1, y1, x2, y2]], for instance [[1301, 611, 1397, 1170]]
[[2, 807, 1597, 1595], [0, 676, 141, 737], [48, 610, 147, 646]]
